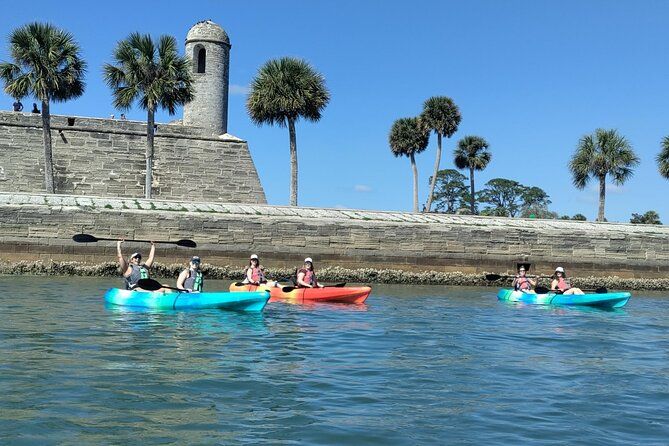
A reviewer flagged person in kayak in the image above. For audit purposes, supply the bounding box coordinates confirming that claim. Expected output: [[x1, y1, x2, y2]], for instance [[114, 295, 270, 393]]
[[117, 240, 155, 290], [511, 265, 536, 293], [177, 256, 204, 292], [296, 257, 325, 289], [243, 254, 268, 285], [550, 267, 584, 295]]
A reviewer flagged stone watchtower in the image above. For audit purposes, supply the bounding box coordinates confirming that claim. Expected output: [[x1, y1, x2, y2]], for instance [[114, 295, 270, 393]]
[[182, 20, 231, 135]]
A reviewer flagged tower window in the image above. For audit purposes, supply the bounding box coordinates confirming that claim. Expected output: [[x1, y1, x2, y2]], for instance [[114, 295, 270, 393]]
[[196, 47, 206, 73]]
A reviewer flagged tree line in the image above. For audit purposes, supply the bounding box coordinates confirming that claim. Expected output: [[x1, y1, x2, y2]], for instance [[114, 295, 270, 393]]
[[389, 98, 669, 223]]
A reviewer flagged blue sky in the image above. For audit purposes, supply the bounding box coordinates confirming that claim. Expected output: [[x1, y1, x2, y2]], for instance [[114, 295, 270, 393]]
[[2, 0, 669, 222]]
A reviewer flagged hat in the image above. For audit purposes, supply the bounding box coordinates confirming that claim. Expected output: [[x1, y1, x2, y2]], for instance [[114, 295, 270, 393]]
[[555, 266, 565, 273], [518, 266, 526, 271], [250, 254, 259, 260], [191, 256, 201, 263], [304, 257, 313, 263], [130, 252, 141, 260]]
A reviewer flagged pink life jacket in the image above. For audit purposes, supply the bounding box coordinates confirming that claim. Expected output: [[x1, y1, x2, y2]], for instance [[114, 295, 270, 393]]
[[298, 268, 317, 287], [515, 276, 531, 291], [556, 277, 570, 292], [250, 266, 265, 283]]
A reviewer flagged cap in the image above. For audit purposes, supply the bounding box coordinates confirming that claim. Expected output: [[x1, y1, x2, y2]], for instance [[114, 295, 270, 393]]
[[130, 252, 141, 259], [555, 266, 565, 273], [250, 254, 259, 260], [518, 266, 526, 271], [191, 256, 201, 263], [304, 257, 313, 263]]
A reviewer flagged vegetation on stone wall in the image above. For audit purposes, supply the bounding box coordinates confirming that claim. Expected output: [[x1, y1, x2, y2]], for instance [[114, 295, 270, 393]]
[[247, 57, 330, 207], [103, 33, 194, 199], [0, 22, 86, 194], [630, 210, 662, 225]]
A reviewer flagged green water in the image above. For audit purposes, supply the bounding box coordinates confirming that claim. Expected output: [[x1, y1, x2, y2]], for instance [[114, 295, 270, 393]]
[[1, 277, 668, 445]]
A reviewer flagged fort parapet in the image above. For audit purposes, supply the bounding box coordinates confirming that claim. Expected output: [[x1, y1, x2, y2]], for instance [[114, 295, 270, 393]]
[[0, 111, 266, 203]]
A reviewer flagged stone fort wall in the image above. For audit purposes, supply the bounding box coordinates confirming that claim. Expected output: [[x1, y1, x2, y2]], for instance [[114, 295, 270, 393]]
[[1, 193, 668, 279], [0, 111, 266, 203]]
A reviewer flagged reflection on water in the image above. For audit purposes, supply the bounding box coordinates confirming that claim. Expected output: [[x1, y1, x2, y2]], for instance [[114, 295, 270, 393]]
[[1, 278, 668, 445]]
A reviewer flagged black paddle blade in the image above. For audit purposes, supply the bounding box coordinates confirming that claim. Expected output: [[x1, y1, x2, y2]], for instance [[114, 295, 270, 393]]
[[233, 282, 245, 287], [72, 233, 98, 243], [595, 287, 608, 294], [175, 239, 197, 248], [535, 286, 550, 294], [485, 274, 503, 281], [328, 283, 347, 287], [281, 286, 296, 293], [136, 278, 163, 291]]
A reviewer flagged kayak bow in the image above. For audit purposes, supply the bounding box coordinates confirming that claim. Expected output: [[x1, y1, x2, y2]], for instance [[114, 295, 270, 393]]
[[497, 288, 630, 309]]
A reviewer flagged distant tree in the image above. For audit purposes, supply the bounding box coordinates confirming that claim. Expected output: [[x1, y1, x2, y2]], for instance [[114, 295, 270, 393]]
[[569, 129, 639, 222], [521, 206, 558, 219], [559, 215, 571, 220], [630, 211, 662, 225], [247, 57, 330, 206], [389, 117, 430, 212], [477, 178, 526, 217], [572, 213, 587, 221], [522, 186, 551, 209], [454, 136, 491, 214], [430, 169, 468, 213], [659, 136, 669, 179], [420, 96, 461, 212], [104, 33, 193, 199], [0, 22, 86, 193]]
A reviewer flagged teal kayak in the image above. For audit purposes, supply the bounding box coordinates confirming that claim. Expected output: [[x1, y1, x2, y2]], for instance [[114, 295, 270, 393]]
[[104, 288, 270, 312], [497, 288, 630, 309]]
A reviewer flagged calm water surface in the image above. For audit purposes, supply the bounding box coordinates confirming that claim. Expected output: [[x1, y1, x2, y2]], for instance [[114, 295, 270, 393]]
[[1, 277, 668, 445]]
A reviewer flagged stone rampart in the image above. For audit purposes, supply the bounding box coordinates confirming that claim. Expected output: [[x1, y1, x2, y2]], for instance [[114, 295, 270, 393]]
[[0, 111, 266, 203], [0, 193, 668, 279]]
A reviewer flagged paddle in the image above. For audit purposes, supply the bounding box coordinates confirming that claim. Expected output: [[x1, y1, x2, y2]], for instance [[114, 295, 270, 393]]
[[535, 285, 608, 294], [485, 273, 549, 281], [136, 278, 189, 292], [280, 283, 347, 293], [233, 277, 294, 287], [73, 233, 196, 248]]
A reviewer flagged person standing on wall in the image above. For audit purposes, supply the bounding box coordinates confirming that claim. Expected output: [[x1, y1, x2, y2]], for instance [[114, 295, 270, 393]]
[[31, 103, 40, 114], [12, 99, 23, 111], [117, 240, 156, 290]]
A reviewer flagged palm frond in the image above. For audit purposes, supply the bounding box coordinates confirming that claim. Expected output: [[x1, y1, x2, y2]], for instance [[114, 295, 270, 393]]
[[420, 96, 461, 137], [658, 136, 669, 179]]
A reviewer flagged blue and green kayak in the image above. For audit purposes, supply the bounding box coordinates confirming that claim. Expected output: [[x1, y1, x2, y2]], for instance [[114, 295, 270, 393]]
[[497, 288, 630, 309], [104, 288, 270, 312]]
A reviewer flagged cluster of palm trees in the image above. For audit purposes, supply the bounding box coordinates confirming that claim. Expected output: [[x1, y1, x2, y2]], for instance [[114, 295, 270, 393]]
[[389, 97, 492, 213]]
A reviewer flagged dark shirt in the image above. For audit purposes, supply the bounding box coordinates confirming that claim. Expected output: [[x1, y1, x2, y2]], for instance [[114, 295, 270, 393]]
[[13, 101, 23, 112]]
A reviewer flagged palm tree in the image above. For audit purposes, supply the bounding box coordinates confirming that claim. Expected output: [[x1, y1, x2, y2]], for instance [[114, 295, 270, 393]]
[[0, 22, 86, 193], [103, 33, 193, 199], [454, 136, 491, 214], [389, 117, 430, 212], [247, 57, 330, 206], [658, 136, 669, 179], [569, 129, 639, 222], [420, 96, 461, 212]]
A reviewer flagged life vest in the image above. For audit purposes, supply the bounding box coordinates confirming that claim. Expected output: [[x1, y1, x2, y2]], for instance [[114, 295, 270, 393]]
[[183, 268, 203, 291], [298, 268, 317, 287], [125, 264, 149, 290], [244, 266, 266, 284], [556, 277, 570, 292], [515, 276, 532, 291]]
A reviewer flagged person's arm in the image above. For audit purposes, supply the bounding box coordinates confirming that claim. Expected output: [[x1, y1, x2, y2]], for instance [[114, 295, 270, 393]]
[[296, 271, 312, 288], [176, 269, 188, 290], [246, 267, 257, 285], [529, 278, 537, 286], [144, 242, 156, 268], [511, 276, 519, 287], [550, 279, 558, 290], [117, 240, 129, 276]]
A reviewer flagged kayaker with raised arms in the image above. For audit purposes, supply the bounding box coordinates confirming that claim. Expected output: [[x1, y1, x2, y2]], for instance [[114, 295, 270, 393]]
[[296, 257, 324, 289], [117, 240, 155, 290], [177, 256, 204, 292], [512, 265, 536, 293], [550, 267, 584, 295]]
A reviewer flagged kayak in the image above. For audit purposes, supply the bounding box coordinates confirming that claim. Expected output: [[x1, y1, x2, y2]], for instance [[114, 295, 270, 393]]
[[229, 283, 372, 304], [104, 288, 270, 312], [497, 288, 630, 309]]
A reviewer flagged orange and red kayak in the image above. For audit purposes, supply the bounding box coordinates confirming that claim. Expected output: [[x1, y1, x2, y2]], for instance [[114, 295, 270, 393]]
[[229, 283, 371, 304]]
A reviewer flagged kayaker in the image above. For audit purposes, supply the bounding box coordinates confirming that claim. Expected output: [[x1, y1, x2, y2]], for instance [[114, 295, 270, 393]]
[[550, 267, 584, 295], [511, 265, 536, 293], [243, 254, 268, 285], [296, 257, 324, 289], [177, 256, 204, 292], [117, 240, 155, 290]]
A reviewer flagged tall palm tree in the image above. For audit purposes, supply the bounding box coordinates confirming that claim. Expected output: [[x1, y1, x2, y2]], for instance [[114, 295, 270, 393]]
[[389, 117, 430, 212], [658, 136, 669, 179], [0, 22, 86, 193], [420, 96, 461, 212], [569, 129, 639, 222], [454, 136, 491, 214], [103, 33, 193, 199], [247, 57, 330, 206]]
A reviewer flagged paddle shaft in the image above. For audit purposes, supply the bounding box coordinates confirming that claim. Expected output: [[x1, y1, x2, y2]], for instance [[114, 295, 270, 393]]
[[96, 236, 184, 245]]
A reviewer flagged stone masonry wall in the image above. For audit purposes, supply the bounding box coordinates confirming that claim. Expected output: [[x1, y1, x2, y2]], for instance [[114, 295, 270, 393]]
[[0, 111, 266, 203], [1, 193, 668, 279]]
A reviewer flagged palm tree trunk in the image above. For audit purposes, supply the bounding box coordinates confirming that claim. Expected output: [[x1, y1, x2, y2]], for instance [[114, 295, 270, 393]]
[[41, 100, 55, 193], [425, 132, 442, 212], [288, 118, 298, 206], [469, 167, 476, 214], [145, 108, 155, 199], [411, 152, 419, 213], [598, 175, 606, 222]]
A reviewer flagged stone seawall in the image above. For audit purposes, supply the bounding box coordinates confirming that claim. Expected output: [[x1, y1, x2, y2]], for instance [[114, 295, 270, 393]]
[[0, 111, 266, 203], [1, 193, 668, 282]]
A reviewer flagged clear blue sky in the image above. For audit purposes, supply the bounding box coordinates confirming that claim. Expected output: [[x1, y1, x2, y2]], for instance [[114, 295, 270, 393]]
[[2, 0, 668, 222]]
